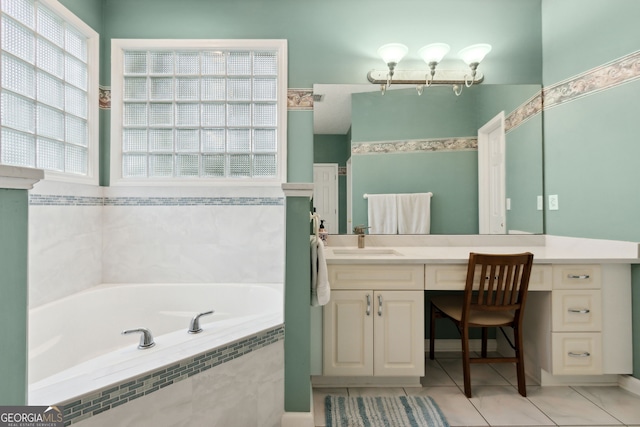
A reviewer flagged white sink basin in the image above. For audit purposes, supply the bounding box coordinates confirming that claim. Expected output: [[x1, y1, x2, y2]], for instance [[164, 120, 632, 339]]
[[332, 248, 403, 256]]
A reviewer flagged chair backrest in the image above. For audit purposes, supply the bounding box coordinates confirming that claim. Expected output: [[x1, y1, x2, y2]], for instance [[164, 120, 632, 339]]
[[462, 252, 534, 321]]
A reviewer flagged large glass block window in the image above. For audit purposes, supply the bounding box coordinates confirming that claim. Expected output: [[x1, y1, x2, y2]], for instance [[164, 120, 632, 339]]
[[119, 48, 281, 180], [0, 0, 92, 175]]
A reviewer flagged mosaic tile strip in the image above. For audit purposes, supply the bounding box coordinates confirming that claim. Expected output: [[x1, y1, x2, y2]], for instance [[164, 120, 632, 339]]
[[505, 90, 543, 133], [99, 86, 111, 109], [352, 137, 477, 155], [28, 195, 284, 207], [103, 196, 284, 206], [61, 325, 284, 426], [287, 88, 313, 110], [338, 166, 347, 176], [543, 49, 640, 109], [29, 195, 104, 206]]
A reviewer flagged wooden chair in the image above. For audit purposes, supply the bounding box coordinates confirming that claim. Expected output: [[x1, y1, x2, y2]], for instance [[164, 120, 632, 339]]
[[429, 252, 534, 398]]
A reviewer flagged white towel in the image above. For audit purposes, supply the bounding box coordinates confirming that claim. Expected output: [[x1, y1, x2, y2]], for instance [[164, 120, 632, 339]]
[[310, 235, 330, 306], [367, 194, 397, 234], [397, 192, 433, 234]]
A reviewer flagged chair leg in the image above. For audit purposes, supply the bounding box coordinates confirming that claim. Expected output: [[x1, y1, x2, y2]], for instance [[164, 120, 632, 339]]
[[461, 326, 472, 398], [481, 327, 488, 358], [429, 302, 436, 360], [513, 325, 527, 397]]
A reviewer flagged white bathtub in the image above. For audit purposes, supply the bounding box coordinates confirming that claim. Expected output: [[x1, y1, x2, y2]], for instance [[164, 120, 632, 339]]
[[28, 283, 283, 406]]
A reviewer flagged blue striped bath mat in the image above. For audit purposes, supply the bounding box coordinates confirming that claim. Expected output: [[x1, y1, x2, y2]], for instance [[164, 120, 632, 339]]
[[325, 395, 449, 427]]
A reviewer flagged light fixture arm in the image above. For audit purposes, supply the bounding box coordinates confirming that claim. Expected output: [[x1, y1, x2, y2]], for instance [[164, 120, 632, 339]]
[[425, 61, 438, 87], [465, 62, 479, 87]]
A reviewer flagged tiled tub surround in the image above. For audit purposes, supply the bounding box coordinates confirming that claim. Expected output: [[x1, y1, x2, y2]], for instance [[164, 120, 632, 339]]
[[28, 182, 285, 307], [28, 282, 284, 425]]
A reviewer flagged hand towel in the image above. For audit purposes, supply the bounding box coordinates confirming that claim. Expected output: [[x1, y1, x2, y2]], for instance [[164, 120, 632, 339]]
[[397, 192, 433, 234], [311, 235, 330, 306], [367, 194, 397, 234]]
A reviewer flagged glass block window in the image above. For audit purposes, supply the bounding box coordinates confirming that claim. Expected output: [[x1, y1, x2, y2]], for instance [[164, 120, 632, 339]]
[[0, 0, 93, 176], [116, 44, 284, 181]]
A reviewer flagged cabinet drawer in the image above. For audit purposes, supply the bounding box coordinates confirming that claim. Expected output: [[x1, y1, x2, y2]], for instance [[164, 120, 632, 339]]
[[552, 290, 602, 332], [551, 332, 602, 375], [425, 264, 551, 291], [553, 265, 601, 290], [328, 264, 424, 290]]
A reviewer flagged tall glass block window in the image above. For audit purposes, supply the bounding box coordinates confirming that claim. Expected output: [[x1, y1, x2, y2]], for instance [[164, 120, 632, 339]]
[[120, 48, 280, 179], [0, 0, 91, 175]]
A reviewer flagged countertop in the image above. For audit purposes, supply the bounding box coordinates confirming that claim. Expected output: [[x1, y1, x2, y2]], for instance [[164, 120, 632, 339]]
[[323, 235, 640, 265]]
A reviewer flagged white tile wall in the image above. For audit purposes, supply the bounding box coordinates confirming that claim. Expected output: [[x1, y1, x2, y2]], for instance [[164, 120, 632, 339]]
[[28, 182, 285, 306], [28, 181, 103, 308]]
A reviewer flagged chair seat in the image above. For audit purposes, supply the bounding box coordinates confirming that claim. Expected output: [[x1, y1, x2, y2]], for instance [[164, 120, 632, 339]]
[[431, 295, 515, 327]]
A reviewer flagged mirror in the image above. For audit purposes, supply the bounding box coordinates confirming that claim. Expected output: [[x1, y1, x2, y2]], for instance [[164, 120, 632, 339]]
[[313, 83, 543, 235]]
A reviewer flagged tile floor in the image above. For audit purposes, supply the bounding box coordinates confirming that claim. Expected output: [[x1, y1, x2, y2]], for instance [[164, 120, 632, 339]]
[[313, 352, 640, 427]]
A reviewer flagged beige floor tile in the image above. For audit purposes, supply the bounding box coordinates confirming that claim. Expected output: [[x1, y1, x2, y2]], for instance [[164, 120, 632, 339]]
[[406, 386, 489, 426], [526, 385, 622, 426], [436, 358, 512, 388], [422, 358, 457, 386], [573, 386, 640, 425], [468, 385, 555, 426]]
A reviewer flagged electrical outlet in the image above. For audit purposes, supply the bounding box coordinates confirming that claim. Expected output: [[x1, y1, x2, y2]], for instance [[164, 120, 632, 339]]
[[537, 195, 543, 210], [549, 194, 559, 211]]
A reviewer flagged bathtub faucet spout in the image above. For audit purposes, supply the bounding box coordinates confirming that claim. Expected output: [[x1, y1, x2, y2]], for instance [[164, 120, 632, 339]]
[[188, 310, 214, 334], [122, 328, 155, 349]]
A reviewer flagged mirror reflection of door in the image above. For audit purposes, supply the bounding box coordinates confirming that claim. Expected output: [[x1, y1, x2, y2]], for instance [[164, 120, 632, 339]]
[[478, 111, 506, 234], [313, 163, 338, 234]]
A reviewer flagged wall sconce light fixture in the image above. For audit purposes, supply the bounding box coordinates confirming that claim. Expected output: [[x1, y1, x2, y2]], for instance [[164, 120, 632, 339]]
[[368, 43, 491, 96]]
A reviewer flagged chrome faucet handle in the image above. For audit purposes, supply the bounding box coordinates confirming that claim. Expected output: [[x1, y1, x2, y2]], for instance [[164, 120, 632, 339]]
[[122, 328, 155, 349], [188, 310, 214, 334], [353, 225, 370, 235]]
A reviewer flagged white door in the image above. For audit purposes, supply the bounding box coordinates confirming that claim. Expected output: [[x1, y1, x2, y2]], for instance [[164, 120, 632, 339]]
[[478, 112, 506, 234], [323, 290, 374, 376], [313, 163, 339, 234], [373, 291, 425, 376]]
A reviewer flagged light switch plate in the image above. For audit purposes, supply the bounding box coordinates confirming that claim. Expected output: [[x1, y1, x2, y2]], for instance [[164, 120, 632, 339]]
[[549, 194, 559, 210], [537, 195, 543, 210], [506, 198, 511, 210]]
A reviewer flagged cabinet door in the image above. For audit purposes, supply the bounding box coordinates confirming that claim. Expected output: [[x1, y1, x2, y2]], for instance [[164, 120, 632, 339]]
[[373, 290, 425, 376], [323, 290, 373, 376]]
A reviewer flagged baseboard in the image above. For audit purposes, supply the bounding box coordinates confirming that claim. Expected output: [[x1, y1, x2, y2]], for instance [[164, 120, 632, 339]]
[[312, 375, 422, 388], [539, 369, 619, 386], [619, 374, 640, 396], [281, 412, 314, 427], [425, 338, 497, 353]]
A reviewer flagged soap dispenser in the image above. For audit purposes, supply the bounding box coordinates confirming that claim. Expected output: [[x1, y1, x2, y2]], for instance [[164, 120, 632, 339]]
[[318, 220, 328, 246]]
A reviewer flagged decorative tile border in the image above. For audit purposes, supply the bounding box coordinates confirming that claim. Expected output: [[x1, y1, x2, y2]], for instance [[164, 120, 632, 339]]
[[352, 137, 477, 155], [338, 166, 347, 176], [544, 49, 640, 109], [505, 90, 543, 133], [99, 86, 111, 109], [61, 325, 284, 425], [29, 195, 284, 207], [29, 195, 104, 206], [287, 88, 313, 110], [103, 196, 283, 206]]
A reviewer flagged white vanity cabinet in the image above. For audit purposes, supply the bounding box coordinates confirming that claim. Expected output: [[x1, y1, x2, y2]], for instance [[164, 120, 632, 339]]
[[323, 265, 425, 377], [525, 264, 632, 382]]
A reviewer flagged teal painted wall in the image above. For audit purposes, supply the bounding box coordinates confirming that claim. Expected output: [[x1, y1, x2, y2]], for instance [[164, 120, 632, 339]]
[[314, 134, 349, 234], [0, 190, 29, 405], [59, 0, 103, 33], [541, 0, 640, 378]]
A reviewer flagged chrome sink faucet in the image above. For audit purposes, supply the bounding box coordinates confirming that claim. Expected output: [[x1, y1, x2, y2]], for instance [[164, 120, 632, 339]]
[[353, 225, 370, 248], [122, 328, 155, 349]]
